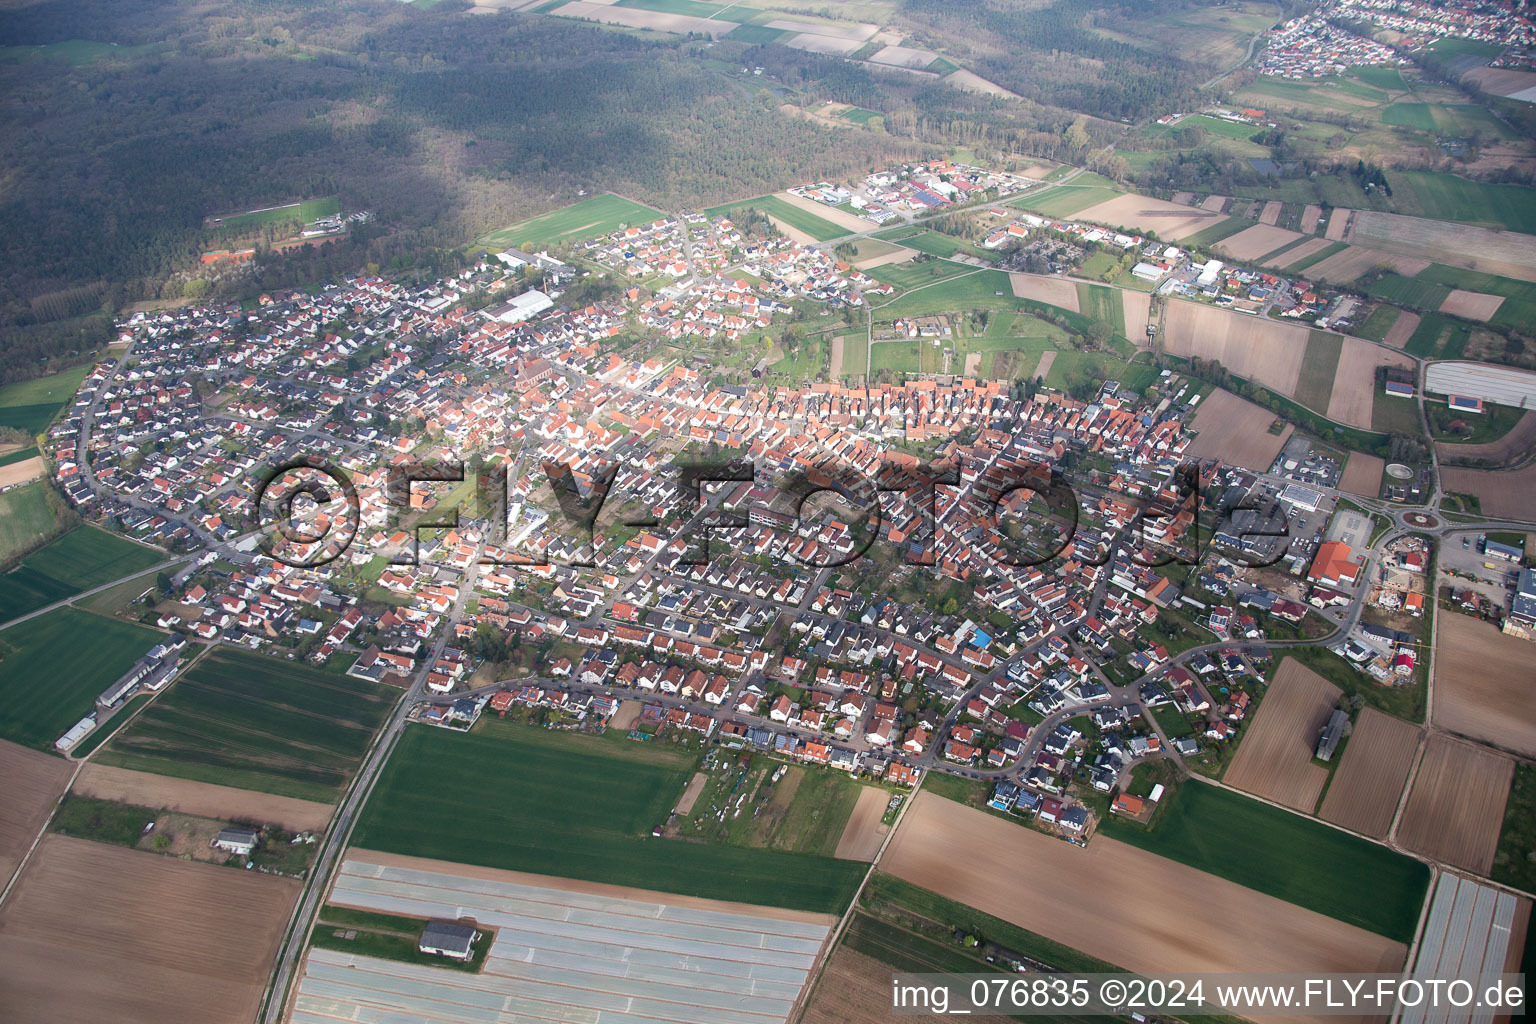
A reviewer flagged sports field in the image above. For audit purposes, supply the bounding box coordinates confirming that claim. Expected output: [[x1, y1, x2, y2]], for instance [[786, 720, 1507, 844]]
[[0, 363, 92, 435], [480, 193, 664, 250], [99, 648, 399, 803], [0, 607, 163, 750], [351, 722, 866, 914], [0, 525, 163, 623], [214, 197, 338, 231], [704, 194, 848, 242]]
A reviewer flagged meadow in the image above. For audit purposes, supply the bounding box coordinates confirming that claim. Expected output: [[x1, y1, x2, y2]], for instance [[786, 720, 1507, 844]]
[[479, 193, 664, 249], [99, 648, 399, 803], [1011, 184, 1123, 218], [0, 363, 93, 435], [0, 481, 57, 564], [873, 269, 1020, 318], [0, 525, 163, 623], [1391, 172, 1536, 233], [351, 721, 867, 914], [0, 607, 163, 750], [1294, 330, 1343, 411], [1098, 780, 1429, 942], [704, 194, 848, 241]]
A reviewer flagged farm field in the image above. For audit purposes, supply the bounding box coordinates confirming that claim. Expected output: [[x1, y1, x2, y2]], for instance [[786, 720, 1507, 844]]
[[1318, 708, 1422, 839], [0, 524, 163, 623], [881, 793, 1411, 974], [1391, 172, 1536, 234], [1223, 659, 1341, 813], [1327, 337, 1416, 430], [1010, 184, 1122, 218], [98, 647, 398, 803], [1098, 780, 1428, 941], [1440, 462, 1536, 521], [772, 190, 870, 233], [1397, 733, 1514, 876], [72, 762, 335, 833], [479, 193, 663, 250], [1339, 452, 1387, 498], [1432, 612, 1536, 759], [1307, 245, 1429, 283], [0, 481, 57, 565], [0, 363, 93, 435], [1349, 212, 1536, 286], [1382, 310, 1421, 348], [1294, 330, 1342, 412], [350, 722, 866, 914], [833, 785, 890, 861], [875, 269, 1018, 319], [0, 739, 72, 889], [1008, 272, 1078, 311], [1183, 388, 1292, 471], [0, 834, 298, 1024], [704, 194, 847, 241], [1121, 289, 1151, 340], [0, 607, 163, 750], [1441, 288, 1505, 320], [1076, 283, 1124, 333], [1074, 193, 1227, 242], [1436, 410, 1536, 465], [1217, 223, 1304, 262], [1159, 299, 1308, 396]]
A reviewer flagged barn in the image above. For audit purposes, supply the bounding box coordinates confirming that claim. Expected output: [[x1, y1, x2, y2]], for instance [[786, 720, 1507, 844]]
[[418, 920, 477, 961]]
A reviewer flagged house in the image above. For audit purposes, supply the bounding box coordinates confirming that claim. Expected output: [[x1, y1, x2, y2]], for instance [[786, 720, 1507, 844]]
[[1112, 793, 1144, 816], [1308, 542, 1360, 587], [212, 827, 259, 856], [418, 920, 477, 961]]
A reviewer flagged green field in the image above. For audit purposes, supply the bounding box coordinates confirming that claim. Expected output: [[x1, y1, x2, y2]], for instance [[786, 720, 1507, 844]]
[[874, 269, 1019, 318], [1294, 330, 1343, 411], [1181, 217, 1248, 249], [0, 39, 160, 65], [0, 525, 163, 623], [1287, 240, 1348, 271], [1045, 350, 1158, 395], [704, 194, 849, 242], [480, 193, 664, 250], [1402, 312, 1470, 360], [1372, 389, 1424, 435], [616, 0, 725, 15], [0, 607, 164, 749], [352, 721, 867, 914], [1381, 102, 1444, 133], [1391, 172, 1536, 234], [1414, 264, 1536, 331], [1076, 283, 1125, 333], [1353, 66, 1407, 91], [1353, 305, 1402, 342], [99, 648, 398, 802], [894, 230, 989, 260], [216, 197, 339, 232], [0, 363, 93, 435], [1010, 184, 1122, 219], [1098, 781, 1429, 942], [1493, 762, 1536, 896], [838, 106, 883, 125], [725, 24, 790, 44], [0, 481, 58, 565]]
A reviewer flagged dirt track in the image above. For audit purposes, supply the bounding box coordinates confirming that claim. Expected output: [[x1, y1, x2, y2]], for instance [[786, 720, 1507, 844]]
[[1432, 612, 1536, 758], [0, 834, 298, 1024], [1224, 659, 1340, 813], [0, 740, 72, 889], [1397, 734, 1513, 876], [833, 785, 889, 861], [882, 793, 1407, 977], [1318, 708, 1422, 838], [73, 762, 335, 832]]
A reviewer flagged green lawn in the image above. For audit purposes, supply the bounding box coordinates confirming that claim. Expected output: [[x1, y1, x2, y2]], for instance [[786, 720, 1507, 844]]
[[895, 231, 990, 261], [1372, 391, 1424, 435], [351, 721, 866, 914], [704, 194, 849, 242], [1010, 185, 1122, 219], [0, 363, 93, 435], [725, 24, 790, 44], [874, 270, 1019, 318], [1294, 330, 1343, 412], [1353, 66, 1407, 91], [0, 39, 161, 65], [0, 481, 58, 565], [1098, 781, 1428, 942], [1076, 283, 1125, 334], [99, 648, 399, 802], [0, 607, 164, 750], [216, 197, 339, 232], [1391, 172, 1536, 234], [838, 106, 883, 125], [480, 193, 664, 250], [0, 525, 163, 623], [1353, 305, 1401, 342]]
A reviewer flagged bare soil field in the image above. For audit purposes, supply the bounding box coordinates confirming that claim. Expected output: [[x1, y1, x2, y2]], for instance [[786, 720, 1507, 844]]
[[1033, 350, 1056, 381], [1463, 66, 1536, 99], [1160, 299, 1309, 395], [802, 945, 1014, 1024], [883, 793, 1407, 976], [1436, 409, 1536, 464], [768, 216, 816, 246], [1184, 388, 1293, 470], [0, 740, 72, 888], [764, 17, 878, 42], [830, 335, 846, 378], [1440, 289, 1506, 321], [854, 247, 916, 271], [1326, 208, 1353, 241], [1218, 223, 1305, 262], [348, 848, 839, 926], [1327, 338, 1416, 429], [1432, 612, 1536, 758], [1383, 310, 1421, 349], [775, 191, 869, 233], [674, 771, 708, 816], [1318, 709, 1422, 838], [1201, 194, 1230, 213], [1301, 204, 1324, 234], [1225, 660, 1341, 813], [1274, 236, 1334, 269], [0, 834, 298, 1024], [1260, 201, 1283, 225], [0, 457, 44, 488], [942, 69, 1020, 99], [833, 786, 889, 862], [1009, 272, 1080, 311], [786, 32, 865, 54], [608, 699, 641, 732], [962, 352, 981, 376], [72, 762, 335, 832], [1440, 462, 1536, 520], [1307, 246, 1430, 284], [1339, 452, 1387, 498], [1074, 194, 1227, 242], [553, 2, 737, 37], [1397, 734, 1513, 876], [1350, 211, 1536, 284], [869, 45, 937, 68], [1122, 289, 1151, 341]]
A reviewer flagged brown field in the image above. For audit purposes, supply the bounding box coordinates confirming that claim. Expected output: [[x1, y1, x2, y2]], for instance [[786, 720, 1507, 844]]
[[1436, 409, 1536, 464], [1327, 338, 1416, 429], [830, 335, 846, 377], [834, 785, 890, 862], [608, 699, 641, 731], [1440, 289, 1506, 321], [1318, 708, 1423, 838], [1326, 208, 1353, 241], [1185, 387, 1293, 470], [674, 771, 708, 816], [1218, 223, 1305, 262], [1122, 289, 1151, 341], [1307, 245, 1430, 284], [0, 834, 298, 1024], [1339, 452, 1387, 498], [1074, 193, 1227, 242], [1009, 271, 1079, 311], [1382, 310, 1421, 349], [802, 944, 1014, 1024], [1033, 350, 1056, 381], [553, 2, 737, 37], [1201, 194, 1230, 213], [72, 762, 335, 832], [854, 247, 916, 271], [1464, 66, 1536, 98], [1432, 612, 1536, 758], [1159, 298, 1309, 395], [0, 457, 44, 488], [942, 69, 1020, 99], [768, 216, 816, 246], [1301, 204, 1323, 234], [1397, 734, 1513, 876], [1440, 462, 1536, 520], [0, 740, 72, 889], [1349, 211, 1536, 284], [1224, 659, 1342, 812], [775, 191, 869, 233], [1260, 201, 1283, 225], [883, 793, 1407, 976], [1274, 236, 1334, 269]]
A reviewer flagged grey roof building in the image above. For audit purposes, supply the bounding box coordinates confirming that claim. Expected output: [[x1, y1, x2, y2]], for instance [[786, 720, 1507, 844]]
[[419, 920, 477, 960]]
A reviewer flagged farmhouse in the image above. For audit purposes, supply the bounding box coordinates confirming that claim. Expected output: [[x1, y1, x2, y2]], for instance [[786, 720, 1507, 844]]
[[212, 827, 259, 856], [418, 920, 477, 961]]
